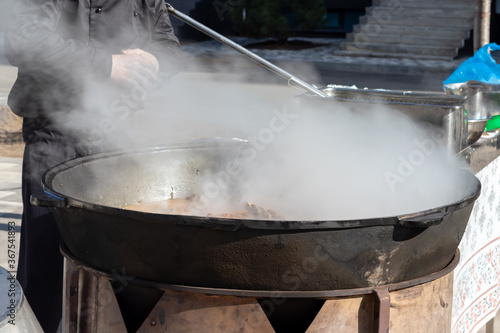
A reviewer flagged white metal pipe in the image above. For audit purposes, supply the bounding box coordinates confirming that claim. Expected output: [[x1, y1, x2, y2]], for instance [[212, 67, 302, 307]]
[[474, 0, 492, 51]]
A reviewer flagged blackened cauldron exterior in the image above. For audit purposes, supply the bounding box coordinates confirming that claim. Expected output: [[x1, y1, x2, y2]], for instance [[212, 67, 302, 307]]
[[33, 143, 481, 291]]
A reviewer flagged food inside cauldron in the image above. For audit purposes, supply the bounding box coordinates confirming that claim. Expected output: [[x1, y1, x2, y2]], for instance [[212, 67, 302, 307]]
[[124, 198, 282, 219]]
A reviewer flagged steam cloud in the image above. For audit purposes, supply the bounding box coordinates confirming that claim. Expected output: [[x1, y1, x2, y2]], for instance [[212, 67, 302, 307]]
[[237, 102, 474, 220], [133, 54, 474, 220], [16, 29, 476, 220]]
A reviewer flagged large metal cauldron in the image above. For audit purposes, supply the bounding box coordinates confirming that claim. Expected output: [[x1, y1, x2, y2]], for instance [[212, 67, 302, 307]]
[[34, 142, 481, 291]]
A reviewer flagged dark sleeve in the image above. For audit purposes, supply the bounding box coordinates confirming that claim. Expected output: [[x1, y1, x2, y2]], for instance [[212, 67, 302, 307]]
[[5, 0, 112, 80], [148, 0, 182, 80]]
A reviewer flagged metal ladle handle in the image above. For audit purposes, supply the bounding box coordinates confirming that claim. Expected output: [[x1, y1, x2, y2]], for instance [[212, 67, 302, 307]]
[[166, 3, 329, 98]]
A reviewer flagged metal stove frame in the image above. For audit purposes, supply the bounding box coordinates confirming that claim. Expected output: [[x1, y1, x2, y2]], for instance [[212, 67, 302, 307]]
[[61, 243, 459, 333]]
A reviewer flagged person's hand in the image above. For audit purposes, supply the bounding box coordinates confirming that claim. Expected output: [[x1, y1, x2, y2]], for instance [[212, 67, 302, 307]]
[[122, 48, 160, 73], [110, 49, 160, 89]]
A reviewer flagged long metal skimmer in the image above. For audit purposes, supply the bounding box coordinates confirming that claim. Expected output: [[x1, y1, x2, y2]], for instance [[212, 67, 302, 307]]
[[166, 3, 329, 98]]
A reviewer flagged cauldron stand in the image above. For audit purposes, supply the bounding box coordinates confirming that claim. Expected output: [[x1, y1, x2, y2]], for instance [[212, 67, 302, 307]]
[[61, 243, 459, 333]]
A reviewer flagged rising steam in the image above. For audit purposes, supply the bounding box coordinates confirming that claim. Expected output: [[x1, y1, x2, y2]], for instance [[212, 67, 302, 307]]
[[133, 56, 475, 220], [21, 31, 476, 220]]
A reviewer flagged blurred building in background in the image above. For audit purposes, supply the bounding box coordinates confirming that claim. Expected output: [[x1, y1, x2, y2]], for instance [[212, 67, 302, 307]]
[[1, 1, 500, 61], [168, 0, 371, 41], [168, 0, 499, 61]]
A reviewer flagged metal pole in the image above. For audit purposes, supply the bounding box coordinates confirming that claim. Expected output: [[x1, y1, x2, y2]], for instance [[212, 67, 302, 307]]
[[166, 3, 329, 98], [474, 0, 492, 52]]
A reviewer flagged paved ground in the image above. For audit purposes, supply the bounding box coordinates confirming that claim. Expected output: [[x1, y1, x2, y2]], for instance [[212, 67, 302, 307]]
[[180, 36, 467, 92]]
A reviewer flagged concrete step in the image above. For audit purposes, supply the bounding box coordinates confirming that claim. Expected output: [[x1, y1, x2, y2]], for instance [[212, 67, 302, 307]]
[[360, 14, 473, 28], [340, 41, 458, 59], [333, 49, 458, 61], [367, 6, 474, 19], [373, 0, 475, 10], [346, 32, 465, 48], [353, 24, 471, 39]]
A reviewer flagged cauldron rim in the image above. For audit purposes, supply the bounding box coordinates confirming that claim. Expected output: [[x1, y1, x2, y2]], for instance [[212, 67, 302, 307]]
[[39, 144, 481, 231]]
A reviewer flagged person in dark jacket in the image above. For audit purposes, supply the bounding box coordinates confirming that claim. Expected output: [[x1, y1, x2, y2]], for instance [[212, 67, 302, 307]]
[[5, 1, 182, 331]]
